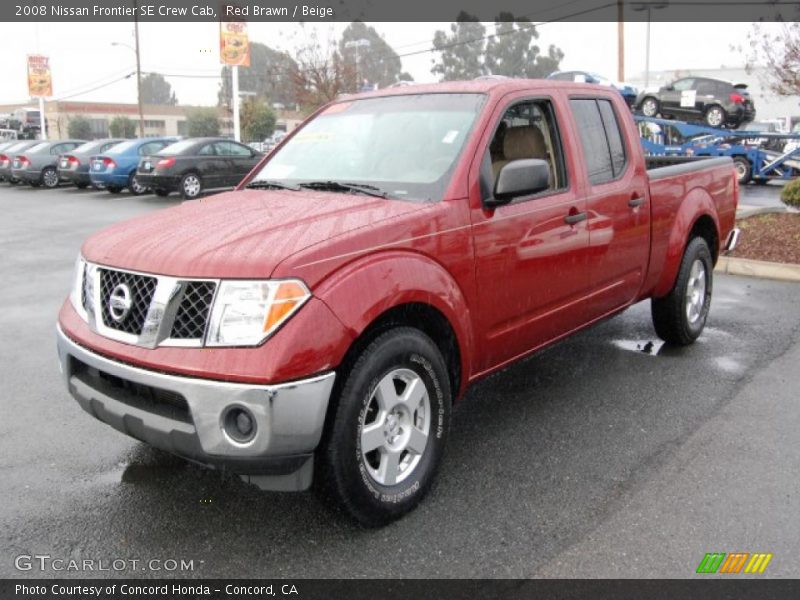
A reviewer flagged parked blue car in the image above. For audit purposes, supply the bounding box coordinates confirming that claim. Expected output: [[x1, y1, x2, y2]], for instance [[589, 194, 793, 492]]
[[89, 137, 178, 194], [547, 70, 638, 108]]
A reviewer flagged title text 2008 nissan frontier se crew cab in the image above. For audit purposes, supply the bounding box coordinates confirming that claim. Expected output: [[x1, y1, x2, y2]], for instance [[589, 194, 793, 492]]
[[57, 79, 739, 526]]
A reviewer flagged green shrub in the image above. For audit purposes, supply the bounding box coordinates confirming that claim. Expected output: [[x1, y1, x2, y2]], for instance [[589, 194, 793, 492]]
[[781, 178, 800, 207]]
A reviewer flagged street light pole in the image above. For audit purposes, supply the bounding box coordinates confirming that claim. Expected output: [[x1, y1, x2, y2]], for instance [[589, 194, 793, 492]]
[[134, 6, 144, 138], [344, 39, 370, 92], [632, 2, 668, 89], [112, 34, 144, 137], [617, 0, 625, 82]]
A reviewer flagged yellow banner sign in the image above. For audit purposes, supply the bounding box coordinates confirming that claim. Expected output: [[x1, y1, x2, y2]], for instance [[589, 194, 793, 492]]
[[27, 54, 52, 97], [220, 20, 250, 67]]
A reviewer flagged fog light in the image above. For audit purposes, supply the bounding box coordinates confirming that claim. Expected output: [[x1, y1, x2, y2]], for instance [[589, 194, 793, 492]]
[[223, 406, 257, 444]]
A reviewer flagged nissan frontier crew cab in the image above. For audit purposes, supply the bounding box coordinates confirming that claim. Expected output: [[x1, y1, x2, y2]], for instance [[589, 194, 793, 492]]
[[57, 80, 739, 526]]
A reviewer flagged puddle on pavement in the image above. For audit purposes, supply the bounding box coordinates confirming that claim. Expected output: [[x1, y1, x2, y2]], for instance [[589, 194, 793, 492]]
[[714, 356, 743, 373], [95, 461, 194, 486], [611, 339, 667, 356]]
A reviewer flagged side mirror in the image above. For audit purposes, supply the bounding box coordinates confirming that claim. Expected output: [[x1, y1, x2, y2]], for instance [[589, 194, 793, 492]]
[[662, 84, 674, 91], [487, 159, 550, 207]]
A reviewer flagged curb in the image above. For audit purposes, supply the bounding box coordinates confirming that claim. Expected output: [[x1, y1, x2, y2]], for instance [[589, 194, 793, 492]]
[[716, 256, 800, 283], [735, 205, 795, 219]]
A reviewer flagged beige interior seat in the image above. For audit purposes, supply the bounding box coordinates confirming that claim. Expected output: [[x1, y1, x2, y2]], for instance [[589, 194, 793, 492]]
[[492, 125, 548, 178]]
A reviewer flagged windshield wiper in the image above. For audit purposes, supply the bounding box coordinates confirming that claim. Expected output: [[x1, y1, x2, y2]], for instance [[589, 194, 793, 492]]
[[245, 180, 300, 191], [298, 180, 391, 199]]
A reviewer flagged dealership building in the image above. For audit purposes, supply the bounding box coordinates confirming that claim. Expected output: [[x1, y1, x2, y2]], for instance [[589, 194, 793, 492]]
[[0, 100, 305, 139]]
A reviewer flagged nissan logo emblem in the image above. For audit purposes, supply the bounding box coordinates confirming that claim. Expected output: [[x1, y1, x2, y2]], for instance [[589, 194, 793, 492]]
[[108, 283, 133, 323]]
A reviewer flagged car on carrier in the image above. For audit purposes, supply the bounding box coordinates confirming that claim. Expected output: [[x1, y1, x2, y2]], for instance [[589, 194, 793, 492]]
[[57, 79, 739, 526], [635, 77, 755, 128]]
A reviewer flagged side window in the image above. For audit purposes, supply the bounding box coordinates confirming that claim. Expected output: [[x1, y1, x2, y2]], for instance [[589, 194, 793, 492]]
[[139, 142, 163, 155], [695, 80, 716, 96], [570, 98, 627, 185], [484, 99, 568, 201], [50, 145, 62, 155], [101, 142, 118, 152], [672, 78, 696, 91], [198, 144, 216, 156], [226, 142, 253, 156], [597, 100, 627, 177]]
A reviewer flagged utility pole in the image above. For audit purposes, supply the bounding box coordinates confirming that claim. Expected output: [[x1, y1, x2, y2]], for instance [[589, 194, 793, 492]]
[[134, 2, 144, 138], [232, 66, 240, 141], [617, 0, 625, 82]]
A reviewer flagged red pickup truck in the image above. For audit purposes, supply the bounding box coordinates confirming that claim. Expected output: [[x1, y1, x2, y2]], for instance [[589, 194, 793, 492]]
[[57, 80, 739, 526]]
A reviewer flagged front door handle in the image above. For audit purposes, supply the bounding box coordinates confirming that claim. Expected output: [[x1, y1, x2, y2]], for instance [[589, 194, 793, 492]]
[[564, 211, 587, 225], [628, 196, 645, 208]]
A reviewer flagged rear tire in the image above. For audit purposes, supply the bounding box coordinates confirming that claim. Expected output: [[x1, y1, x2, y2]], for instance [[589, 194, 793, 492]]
[[42, 167, 59, 188], [75, 182, 89, 190], [652, 237, 713, 346], [106, 186, 122, 194], [180, 173, 202, 199], [705, 105, 726, 128], [316, 327, 451, 527], [732, 156, 752, 184]]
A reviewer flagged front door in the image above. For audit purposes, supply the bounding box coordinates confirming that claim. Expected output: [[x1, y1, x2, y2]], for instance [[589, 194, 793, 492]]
[[470, 96, 593, 371]]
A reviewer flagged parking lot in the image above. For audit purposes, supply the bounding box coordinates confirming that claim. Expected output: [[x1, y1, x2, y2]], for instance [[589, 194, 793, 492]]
[[1, 182, 799, 578]]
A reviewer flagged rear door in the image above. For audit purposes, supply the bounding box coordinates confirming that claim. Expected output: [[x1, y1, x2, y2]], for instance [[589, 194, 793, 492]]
[[661, 78, 696, 118], [569, 97, 650, 317]]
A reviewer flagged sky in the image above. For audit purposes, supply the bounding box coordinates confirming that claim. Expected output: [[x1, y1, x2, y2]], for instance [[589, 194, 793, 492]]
[[0, 20, 777, 107]]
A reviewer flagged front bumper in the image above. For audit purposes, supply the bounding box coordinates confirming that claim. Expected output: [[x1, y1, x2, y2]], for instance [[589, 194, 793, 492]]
[[56, 325, 335, 490], [12, 168, 40, 183], [58, 168, 91, 186]]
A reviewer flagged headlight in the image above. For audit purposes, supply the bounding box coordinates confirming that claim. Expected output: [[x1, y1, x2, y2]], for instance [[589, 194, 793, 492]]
[[206, 279, 311, 347], [69, 255, 87, 318]]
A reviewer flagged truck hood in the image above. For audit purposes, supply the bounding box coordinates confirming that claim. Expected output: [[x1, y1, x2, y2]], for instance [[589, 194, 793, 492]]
[[81, 189, 427, 278]]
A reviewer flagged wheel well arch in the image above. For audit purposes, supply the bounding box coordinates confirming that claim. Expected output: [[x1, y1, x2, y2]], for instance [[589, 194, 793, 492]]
[[689, 214, 719, 265], [334, 302, 462, 405]]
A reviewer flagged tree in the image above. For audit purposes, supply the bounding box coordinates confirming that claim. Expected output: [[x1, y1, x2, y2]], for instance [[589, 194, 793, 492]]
[[68, 115, 92, 139], [431, 13, 564, 81], [218, 43, 297, 108], [339, 21, 411, 91], [109, 116, 136, 138], [291, 30, 354, 112], [241, 98, 276, 142], [431, 13, 486, 81], [140, 73, 177, 105], [185, 107, 220, 137], [744, 23, 800, 96], [485, 14, 564, 79]]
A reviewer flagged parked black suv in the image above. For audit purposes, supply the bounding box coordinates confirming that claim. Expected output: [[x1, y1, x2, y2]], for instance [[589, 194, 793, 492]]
[[635, 77, 756, 128]]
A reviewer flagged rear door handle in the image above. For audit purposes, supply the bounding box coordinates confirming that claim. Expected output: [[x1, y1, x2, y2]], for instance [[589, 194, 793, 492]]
[[564, 211, 587, 225], [628, 196, 645, 208]]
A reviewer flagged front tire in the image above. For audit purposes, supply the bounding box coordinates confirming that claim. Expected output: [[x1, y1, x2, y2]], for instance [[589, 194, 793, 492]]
[[317, 327, 451, 527], [154, 188, 170, 197], [652, 237, 713, 346], [705, 105, 726, 128], [128, 172, 147, 196], [640, 97, 660, 117], [733, 156, 752, 184]]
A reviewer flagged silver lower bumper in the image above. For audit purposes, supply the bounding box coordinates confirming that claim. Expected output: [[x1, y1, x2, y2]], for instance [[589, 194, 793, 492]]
[[56, 326, 335, 490]]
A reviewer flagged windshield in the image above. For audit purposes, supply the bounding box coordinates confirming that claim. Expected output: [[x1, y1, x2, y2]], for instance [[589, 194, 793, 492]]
[[157, 140, 199, 155], [107, 140, 140, 155], [251, 93, 486, 201]]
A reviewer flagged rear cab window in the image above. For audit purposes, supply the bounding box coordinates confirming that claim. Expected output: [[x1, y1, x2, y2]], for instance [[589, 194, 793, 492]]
[[569, 98, 628, 186]]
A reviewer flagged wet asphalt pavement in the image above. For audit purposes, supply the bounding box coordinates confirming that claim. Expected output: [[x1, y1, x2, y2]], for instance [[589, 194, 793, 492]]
[[1, 183, 799, 579]]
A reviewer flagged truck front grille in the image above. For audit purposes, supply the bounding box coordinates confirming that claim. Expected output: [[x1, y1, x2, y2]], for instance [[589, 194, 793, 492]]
[[99, 268, 157, 335], [170, 281, 216, 340], [80, 262, 216, 346]]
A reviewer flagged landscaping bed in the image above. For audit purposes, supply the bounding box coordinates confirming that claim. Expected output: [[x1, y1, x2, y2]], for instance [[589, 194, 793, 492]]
[[730, 213, 800, 264]]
